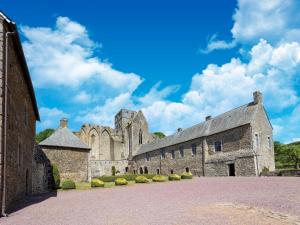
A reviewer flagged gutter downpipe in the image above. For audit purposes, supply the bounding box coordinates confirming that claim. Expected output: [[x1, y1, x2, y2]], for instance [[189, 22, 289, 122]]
[[1, 31, 14, 217]]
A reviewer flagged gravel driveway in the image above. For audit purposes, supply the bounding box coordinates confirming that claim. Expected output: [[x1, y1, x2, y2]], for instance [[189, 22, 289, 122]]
[[1, 177, 299, 225]]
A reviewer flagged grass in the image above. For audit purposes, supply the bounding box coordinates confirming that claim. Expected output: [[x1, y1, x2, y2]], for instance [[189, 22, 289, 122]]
[[75, 182, 91, 190]]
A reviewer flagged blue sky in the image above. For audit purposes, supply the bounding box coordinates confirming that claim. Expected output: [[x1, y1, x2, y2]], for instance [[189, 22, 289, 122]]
[[2, 0, 300, 143]]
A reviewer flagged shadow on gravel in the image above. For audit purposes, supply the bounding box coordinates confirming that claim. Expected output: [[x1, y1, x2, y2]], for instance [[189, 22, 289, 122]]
[[6, 191, 57, 215]]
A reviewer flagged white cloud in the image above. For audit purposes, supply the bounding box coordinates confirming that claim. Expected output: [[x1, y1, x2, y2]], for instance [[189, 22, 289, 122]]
[[21, 16, 142, 93], [74, 91, 92, 104], [200, 34, 237, 54], [38, 107, 69, 130]]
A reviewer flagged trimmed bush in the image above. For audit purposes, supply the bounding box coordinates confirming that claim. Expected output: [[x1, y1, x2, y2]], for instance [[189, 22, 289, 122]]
[[97, 174, 156, 182], [91, 178, 104, 187], [51, 164, 60, 190], [115, 178, 128, 185], [169, 174, 181, 181], [135, 176, 150, 183], [152, 175, 167, 182], [61, 179, 76, 190], [181, 172, 193, 179]]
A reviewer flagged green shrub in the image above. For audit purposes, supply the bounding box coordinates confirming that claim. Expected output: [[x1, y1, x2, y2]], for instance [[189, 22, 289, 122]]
[[152, 175, 167, 182], [97, 174, 156, 182], [61, 179, 76, 190], [91, 178, 104, 187], [169, 174, 181, 181], [115, 178, 128, 185], [181, 172, 193, 179], [51, 164, 60, 189], [135, 176, 150, 183]]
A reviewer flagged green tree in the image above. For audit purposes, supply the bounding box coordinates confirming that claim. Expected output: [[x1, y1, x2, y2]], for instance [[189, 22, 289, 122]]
[[51, 164, 60, 190], [35, 128, 55, 143], [284, 144, 300, 169], [153, 132, 166, 139]]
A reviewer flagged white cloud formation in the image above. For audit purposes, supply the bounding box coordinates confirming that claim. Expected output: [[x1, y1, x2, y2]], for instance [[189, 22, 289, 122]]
[[200, 34, 237, 53], [74, 91, 92, 104], [38, 107, 69, 130], [21, 16, 142, 93]]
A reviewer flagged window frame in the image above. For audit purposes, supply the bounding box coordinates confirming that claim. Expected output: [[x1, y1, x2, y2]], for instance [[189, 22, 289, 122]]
[[267, 136, 272, 149], [171, 149, 175, 159], [191, 143, 197, 155], [146, 152, 150, 162], [179, 146, 184, 158], [214, 140, 222, 152], [160, 148, 166, 159]]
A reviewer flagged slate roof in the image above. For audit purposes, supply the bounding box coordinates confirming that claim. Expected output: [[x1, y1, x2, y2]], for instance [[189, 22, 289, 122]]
[[39, 127, 90, 150], [135, 102, 259, 156]]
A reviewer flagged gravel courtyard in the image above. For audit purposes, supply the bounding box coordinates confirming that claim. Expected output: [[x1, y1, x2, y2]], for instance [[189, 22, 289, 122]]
[[1, 177, 300, 225]]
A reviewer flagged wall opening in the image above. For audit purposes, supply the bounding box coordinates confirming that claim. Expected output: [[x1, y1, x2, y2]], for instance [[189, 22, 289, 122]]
[[228, 163, 235, 176], [139, 167, 144, 174], [144, 166, 148, 174], [185, 167, 189, 173], [156, 169, 160, 174], [170, 169, 174, 174], [125, 167, 128, 173]]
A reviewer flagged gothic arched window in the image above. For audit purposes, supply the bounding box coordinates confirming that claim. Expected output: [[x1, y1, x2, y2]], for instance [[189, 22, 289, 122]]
[[139, 129, 143, 145]]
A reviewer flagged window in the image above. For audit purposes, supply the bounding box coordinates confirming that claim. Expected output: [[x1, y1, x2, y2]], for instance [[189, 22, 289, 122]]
[[186, 167, 190, 172], [179, 146, 184, 158], [214, 141, 222, 152], [268, 136, 272, 149], [139, 167, 144, 174], [156, 169, 160, 174], [146, 152, 150, 162], [192, 144, 197, 155], [125, 167, 129, 173], [170, 169, 174, 174], [161, 148, 165, 159], [255, 133, 259, 149], [144, 166, 148, 174], [171, 150, 175, 159], [139, 129, 143, 145]]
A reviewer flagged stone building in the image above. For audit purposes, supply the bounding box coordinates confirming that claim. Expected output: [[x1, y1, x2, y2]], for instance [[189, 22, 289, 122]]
[[39, 119, 91, 182], [0, 12, 40, 214], [76, 109, 155, 177], [133, 91, 275, 176]]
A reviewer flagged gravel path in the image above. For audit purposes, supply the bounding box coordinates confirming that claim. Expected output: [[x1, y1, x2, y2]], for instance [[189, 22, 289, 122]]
[[1, 177, 299, 225]]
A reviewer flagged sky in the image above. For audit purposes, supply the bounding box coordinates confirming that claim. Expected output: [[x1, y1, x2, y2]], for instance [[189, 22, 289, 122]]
[[2, 0, 300, 143]]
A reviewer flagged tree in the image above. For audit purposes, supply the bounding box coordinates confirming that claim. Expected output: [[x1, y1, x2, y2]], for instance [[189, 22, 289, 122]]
[[35, 128, 55, 143], [284, 144, 300, 169], [153, 132, 166, 139]]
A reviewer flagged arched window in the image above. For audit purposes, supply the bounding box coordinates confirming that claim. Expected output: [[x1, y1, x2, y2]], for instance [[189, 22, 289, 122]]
[[186, 167, 190, 173], [156, 169, 160, 174], [144, 166, 148, 174], [171, 169, 174, 174], [139, 167, 144, 174], [139, 129, 143, 145]]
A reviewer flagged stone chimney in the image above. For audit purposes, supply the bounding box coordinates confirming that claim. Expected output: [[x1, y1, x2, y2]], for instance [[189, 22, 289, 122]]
[[205, 116, 212, 121], [253, 91, 263, 104], [60, 118, 68, 128], [177, 128, 183, 132]]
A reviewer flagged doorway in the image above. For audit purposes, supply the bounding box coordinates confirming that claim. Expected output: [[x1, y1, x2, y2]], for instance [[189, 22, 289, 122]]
[[228, 163, 235, 176]]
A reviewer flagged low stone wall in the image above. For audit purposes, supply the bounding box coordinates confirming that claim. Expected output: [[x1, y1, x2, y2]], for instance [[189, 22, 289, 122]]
[[90, 160, 129, 177]]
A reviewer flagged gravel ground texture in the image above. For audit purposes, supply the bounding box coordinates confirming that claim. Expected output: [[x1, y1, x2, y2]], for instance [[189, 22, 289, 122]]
[[1, 177, 299, 225]]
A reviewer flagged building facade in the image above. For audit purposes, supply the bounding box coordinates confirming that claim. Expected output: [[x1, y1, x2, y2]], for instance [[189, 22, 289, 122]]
[[133, 91, 275, 176], [0, 12, 40, 215]]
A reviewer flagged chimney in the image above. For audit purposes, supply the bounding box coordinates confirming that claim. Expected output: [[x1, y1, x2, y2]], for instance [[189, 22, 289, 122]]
[[253, 91, 263, 104], [177, 128, 182, 132], [205, 116, 212, 121], [60, 118, 68, 128]]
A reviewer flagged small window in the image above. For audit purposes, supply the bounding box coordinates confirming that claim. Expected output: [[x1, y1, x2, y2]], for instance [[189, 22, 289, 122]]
[[268, 136, 272, 149], [255, 133, 259, 149], [170, 169, 174, 174], [179, 146, 184, 158], [186, 167, 189, 172], [146, 152, 150, 162], [133, 170, 136, 174], [161, 148, 165, 159], [139, 129, 143, 145], [139, 167, 144, 174], [125, 167, 128, 173], [191, 144, 197, 155], [171, 150, 175, 159], [156, 169, 160, 174], [144, 166, 148, 174], [214, 141, 222, 152]]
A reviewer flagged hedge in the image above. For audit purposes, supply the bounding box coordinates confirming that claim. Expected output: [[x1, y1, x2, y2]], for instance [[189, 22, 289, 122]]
[[97, 174, 156, 182], [152, 175, 167, 182], [169, 174, 181, 181], [91, 178, 104, 187], [181, 172, 193, 179], [61, 179, 76, 190], [135, 176, 150, 183], [51, 164, 60, 190], [115, 178, 128, 185]]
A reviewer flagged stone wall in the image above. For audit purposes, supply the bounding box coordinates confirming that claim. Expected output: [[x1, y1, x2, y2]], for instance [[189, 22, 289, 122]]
[[0, 20, 37, 212], [90, 160, 129, 177], [42, 147, 89, 182]]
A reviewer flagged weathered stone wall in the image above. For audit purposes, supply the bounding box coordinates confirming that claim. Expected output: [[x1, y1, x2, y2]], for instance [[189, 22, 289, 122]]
[[42, 147, 89, 182], [1, 21, 37, 211], [90, 160, 128, 177], [251, 104, 275, 173]]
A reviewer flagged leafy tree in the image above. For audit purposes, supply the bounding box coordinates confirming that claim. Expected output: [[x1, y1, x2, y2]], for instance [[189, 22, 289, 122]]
[[284, 144, 300, 169], [35, 128, 55, 143], [153, 132, 166, 139], [274, 141, 300, 169], [51, 164, 60, 190]]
